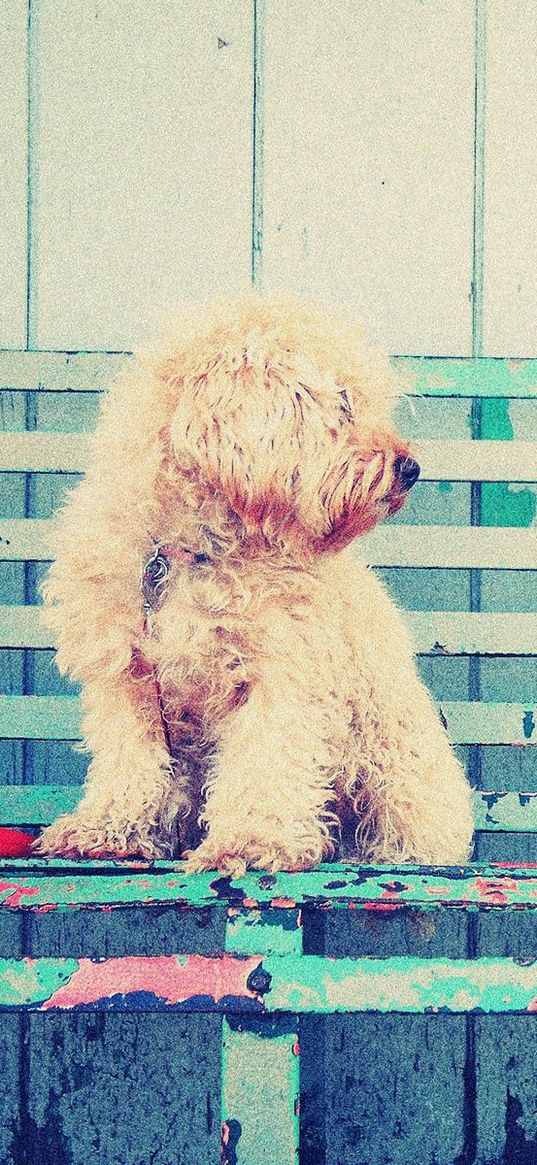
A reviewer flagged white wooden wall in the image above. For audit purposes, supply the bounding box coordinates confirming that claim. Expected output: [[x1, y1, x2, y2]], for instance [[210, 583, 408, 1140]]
[[1, 0, 537, 355]]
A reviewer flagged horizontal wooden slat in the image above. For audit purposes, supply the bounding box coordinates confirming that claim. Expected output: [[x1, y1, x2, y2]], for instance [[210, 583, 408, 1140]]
[[0, 862, 537, 909], [395, 356, 537, 398], [0, 605, 51, 648], [1, 519, 535, 569], [2, 351, 537, 398], [0, 697, 81, 740], [0, 431, 90, 472], [414, 439, 537, 482], [407, 611, 537, 655], [0, 696, 534, 745], [1, 431, 535, 482], [0, 952, 536, 1014], [473, 791, 537, 833], [439, 701, 536, 745], [355, 526, 537, 569], [2, 785, 536, 833], [0, 349, 123, 391], [0, 785, 80, 823], [1, 604, 535, 655]]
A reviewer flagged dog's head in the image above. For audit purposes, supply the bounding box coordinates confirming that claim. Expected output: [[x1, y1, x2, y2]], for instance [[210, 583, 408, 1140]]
[[148, 292, 419, 556]]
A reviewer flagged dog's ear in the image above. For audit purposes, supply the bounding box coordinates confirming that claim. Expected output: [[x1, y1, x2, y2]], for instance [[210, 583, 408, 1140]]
[[166, 373, 308, 546]]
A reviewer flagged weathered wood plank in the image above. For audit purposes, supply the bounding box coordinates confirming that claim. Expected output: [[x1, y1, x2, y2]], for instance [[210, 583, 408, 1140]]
[[1, 693, 533, 745], [263, 0, 475, 354], [2, 349, 537, 397], [3, 784, 537, 834], [1, 431, 535, 483], [222, 910, 301, 1164], [355, 525, 537, 569], [30, 0, 254, 349], [4, 603, 534, 655], [1, 952, 537, 1014], [1, 863, 537, 912], [397, 357, 537, 398], [414, 439, 537, 482], [2, 518, 535, 569], [407, 611, 537, 656], [0, 2, 27, 348]]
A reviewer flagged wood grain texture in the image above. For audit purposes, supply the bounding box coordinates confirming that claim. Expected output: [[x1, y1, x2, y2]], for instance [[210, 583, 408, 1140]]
[[0, 0, 27, 348], [262, 0, 474, 356], [484, 1, 537, 356], [29, 0, 254, 349]]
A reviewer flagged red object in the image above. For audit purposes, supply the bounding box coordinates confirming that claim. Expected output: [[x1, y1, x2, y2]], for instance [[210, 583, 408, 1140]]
[[0, 827, 36, 857]]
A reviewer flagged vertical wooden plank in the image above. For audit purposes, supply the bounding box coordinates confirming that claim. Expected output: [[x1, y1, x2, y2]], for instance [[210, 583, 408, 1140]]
[[263, 0, 475, 355], [0, 390, 26, 788], [31, 0, 254, 350], [27, 904, 225, 1165], [474, 911, 537, 1161], [222, 909, 301, 1164], [483, 1, 537, 355], [303, 909, 469, 1165], [0, 0, 27, 348]]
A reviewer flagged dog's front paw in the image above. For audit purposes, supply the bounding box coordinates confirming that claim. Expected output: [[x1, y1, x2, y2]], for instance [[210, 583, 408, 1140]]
[[182, 837, 315, 876], [31, 813, 162, 860]]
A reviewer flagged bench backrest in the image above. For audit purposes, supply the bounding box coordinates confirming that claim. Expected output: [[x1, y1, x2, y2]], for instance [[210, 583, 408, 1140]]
[[0, 351, 536, 852]]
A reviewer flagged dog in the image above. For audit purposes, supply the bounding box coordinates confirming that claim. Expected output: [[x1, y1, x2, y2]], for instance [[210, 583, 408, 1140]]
[[32, 291, 474, 874]]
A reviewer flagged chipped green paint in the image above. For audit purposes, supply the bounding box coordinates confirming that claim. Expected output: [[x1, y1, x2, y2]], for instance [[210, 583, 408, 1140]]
[[1, 953, 537, 1015], [260, 954, 537, 1015], [523, 710, 536, 740], [395, 357, 537, 398], [222, 907, 300, 1164], [481, 398, 537, 527], [2, 863, 537, 911], [473, 790, 537, 832]]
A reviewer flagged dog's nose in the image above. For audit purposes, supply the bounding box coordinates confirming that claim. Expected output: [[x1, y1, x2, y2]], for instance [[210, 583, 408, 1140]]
[[395, 456, 420, 489]]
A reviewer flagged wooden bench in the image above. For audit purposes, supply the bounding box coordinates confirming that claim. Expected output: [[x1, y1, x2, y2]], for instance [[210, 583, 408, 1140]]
[[0, 351, 535, 1164]]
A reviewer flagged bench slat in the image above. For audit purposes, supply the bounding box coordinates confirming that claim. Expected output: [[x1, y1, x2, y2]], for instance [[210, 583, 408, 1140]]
[[2, 605, 534, 654], [1, 785, 535, 832], [0, 862, 536, 909], [1, 431, 535, 482], [0, 696, 534, 744], [0, 952, 536, 1014], [2, 350, 537, 397], [1, 519, 535, 569]]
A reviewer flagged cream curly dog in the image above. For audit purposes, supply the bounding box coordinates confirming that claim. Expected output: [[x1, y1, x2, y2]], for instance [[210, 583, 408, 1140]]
[[33, 291, 474, 873]]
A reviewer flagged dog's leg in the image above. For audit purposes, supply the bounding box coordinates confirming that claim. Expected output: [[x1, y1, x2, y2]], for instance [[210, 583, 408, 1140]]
[[183, 674, 340, 876], [32, 670, 189, 859]]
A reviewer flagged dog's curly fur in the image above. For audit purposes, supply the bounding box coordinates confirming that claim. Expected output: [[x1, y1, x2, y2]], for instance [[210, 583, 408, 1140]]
[[32, 291, 474, 874]]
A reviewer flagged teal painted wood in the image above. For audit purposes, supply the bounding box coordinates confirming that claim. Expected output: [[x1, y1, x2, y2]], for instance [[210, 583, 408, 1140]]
[[2, 863, 537, 911], [4, 603, 535, 653], [222, 909, 300, 1164], [395, 356, 537, 397], [3, 350, 537, 397], [0, 350, 124, 391], [1, 693, 534, 745], [1, 951, 537, 1014], [3, 784, 537, 833]]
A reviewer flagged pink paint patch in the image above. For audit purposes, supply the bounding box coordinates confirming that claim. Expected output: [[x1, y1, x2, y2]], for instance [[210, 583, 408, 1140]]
[[40, 953, 261, 1010], [364, 902, 400, 912], [0, 882, 40, 908], [528, 997, 537, 1012], [270, 897, 297, 909], [423, 886, 450, 896], [476, 877, 518, 906]]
